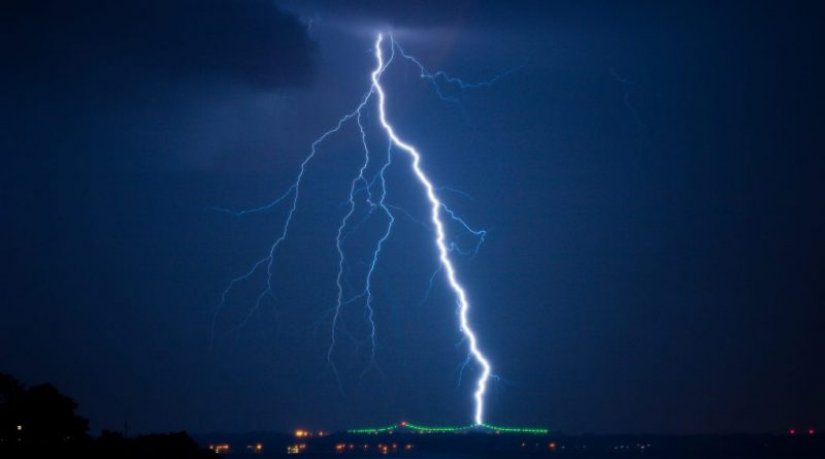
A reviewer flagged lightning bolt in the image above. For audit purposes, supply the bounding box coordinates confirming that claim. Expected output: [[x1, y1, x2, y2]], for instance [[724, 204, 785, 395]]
[[212, 91, 373, 347], [371, 33, 492, 425], [394, 40, 516, 104], [215, 32, 498, 426]]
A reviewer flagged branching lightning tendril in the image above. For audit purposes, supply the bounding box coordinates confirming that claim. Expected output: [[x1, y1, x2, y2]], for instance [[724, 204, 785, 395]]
[[215, 33, 503, 425]]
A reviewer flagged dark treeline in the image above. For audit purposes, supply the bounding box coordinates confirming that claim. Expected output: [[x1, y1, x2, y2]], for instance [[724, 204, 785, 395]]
[[0, 373, 214, 458]]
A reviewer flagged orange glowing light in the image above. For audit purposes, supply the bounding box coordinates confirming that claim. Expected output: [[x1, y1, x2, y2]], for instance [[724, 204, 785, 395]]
[[287, 443, 307, 455], [209, 443, 231, 454]]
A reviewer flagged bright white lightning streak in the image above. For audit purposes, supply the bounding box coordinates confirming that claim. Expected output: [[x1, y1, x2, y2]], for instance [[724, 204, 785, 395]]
[[372, 34, 492, 425], [215, 32, 497, 426]]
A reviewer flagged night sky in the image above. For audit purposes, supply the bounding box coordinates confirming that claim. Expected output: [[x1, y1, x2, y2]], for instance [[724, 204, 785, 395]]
[[2, 0, 824, 435]]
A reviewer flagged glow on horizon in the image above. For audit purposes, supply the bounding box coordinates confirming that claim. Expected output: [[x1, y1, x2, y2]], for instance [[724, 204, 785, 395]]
[[371, 33, 492, 426]]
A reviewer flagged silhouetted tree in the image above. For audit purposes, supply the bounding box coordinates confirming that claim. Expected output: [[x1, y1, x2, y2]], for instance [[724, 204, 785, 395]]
[[22, 383, 89, 445], [0, 374, 26, 443], [0, 373, 89, 457], [2, 373, 213, 458]]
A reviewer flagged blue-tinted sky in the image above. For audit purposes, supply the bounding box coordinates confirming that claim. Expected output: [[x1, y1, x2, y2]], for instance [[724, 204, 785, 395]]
[[2, 0, 823, 435]]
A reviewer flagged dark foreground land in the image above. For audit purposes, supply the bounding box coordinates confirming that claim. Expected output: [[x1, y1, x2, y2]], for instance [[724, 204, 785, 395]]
[[197, 430, 824, 458], [3, 373, 821, 458], [1, 373, 214, 459]]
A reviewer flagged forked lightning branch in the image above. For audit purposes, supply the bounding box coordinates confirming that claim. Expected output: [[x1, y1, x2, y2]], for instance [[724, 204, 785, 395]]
[[217, 33, 499, 425]]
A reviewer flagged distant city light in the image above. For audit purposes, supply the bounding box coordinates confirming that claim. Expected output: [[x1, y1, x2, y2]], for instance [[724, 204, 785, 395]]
[[286, 443, 307, 455], [209, 443, 230, 454]]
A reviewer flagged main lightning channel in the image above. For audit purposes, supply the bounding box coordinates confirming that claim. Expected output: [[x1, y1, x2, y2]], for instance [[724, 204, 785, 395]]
[[215, 32, 498, 426], [372, 34, 492, 425]]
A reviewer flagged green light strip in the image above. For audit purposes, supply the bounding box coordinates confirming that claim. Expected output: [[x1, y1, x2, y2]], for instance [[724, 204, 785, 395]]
[[347, 422, 548, 435], [482, 423, 549, 434], [347, 424, 399, 434], [405, 423, 474, 432]]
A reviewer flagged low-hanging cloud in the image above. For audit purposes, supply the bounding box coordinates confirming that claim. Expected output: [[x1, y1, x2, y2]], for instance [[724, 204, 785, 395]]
[[4, 0, 317, 90]]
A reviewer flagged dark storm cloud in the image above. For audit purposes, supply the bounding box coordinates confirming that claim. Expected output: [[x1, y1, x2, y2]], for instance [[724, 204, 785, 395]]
[[282, 0, 623, 32], [282, 0, 556, 28], [288, 0, 481, 27], [4, 0, 316, 89]]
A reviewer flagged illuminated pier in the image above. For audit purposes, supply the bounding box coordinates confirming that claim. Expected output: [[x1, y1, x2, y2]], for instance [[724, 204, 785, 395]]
[[347, 421, 548, 435]]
